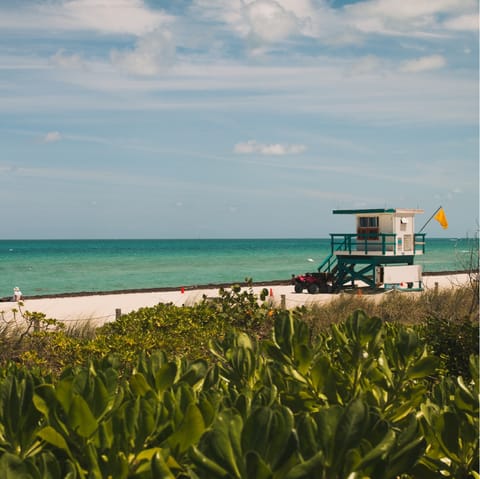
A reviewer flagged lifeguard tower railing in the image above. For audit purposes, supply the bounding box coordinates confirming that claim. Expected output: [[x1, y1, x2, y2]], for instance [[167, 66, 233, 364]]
[[318, 232, 426, 275], [330, 232, 426, 256]]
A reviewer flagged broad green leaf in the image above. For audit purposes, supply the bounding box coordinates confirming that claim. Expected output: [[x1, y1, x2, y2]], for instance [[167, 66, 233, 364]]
[[155, 362, 177, 393], [198, 391, 219, 426], [68, 395, 98, 438], [263, 341, 291, 365], [37, 426, 73, 459], [346, 310, 382, 347], [234, 393, 250, 419], [315, 406, 342, 465], [293, 344, 313, 375], [343, 447, 362, 476], [231, 347, 256, 381], [397, 330, 420, 367], [274, 315, 294, 357], [331, 323, 349, 347], [169, 404, 205, 455], [438, 412, 460, 461], [84, 442, 102, 479], [236, 331, 254, 350], [454, 387, 477, 414], [0, 452, 39, 479], [6, 377, 20, 438], [385, 435, 425, 479], [135, 447, 163, 463], [310, 356, 337, 403], [37, 450, 63, 479], [90, 375, 112, 419], [245, 451, 272, 479], [332, 399, 368, 471], [406, 356, 440, 379], [207, 410, 244, 478], [396, 414, 420, 450], [151, 451, 176, 479], [284, 450, 325, 479], [242, 407, 273, 460], [469, 355, 479, 390], [97, 420, 114, 451], [32, 390, 51, 418], [129, 373, 152, 397], [55, 378, 74, 414], [242, 406, 295, 471], [296, 414, 318, 459], [135, 448, 168, 476], [386, 402, 416, 424], [356, 429, 396, 470], [190, 445, 230, 478], [178, 360, 208, 387]]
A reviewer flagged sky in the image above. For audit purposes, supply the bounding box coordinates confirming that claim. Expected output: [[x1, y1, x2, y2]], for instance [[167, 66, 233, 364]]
[[0, 0, 478, 239]]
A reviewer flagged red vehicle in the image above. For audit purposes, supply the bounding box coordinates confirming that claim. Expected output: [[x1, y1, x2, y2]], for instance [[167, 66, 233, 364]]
[[292, 272, 335, 294]]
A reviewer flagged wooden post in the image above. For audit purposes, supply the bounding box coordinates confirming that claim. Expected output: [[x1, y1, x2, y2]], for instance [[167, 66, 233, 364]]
[[280, 294, 286, 310], [434, 282, 439, 294], [115, 308, 122, 320]]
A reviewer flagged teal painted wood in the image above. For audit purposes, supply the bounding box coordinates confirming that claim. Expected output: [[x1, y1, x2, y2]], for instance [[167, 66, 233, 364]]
[[332, 208, 397, 215], [329, 233, 426, 256], [318, 231, 427, 290]]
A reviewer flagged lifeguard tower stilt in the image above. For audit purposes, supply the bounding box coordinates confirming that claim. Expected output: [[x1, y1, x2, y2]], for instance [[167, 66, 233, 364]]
[[294, 208, 426, 293]]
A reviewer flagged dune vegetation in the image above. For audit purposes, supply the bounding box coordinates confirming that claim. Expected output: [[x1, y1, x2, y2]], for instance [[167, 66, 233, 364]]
[[0, 282, 478, 478]]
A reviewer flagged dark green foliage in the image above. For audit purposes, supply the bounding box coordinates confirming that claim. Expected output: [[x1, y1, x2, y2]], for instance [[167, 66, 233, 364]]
[[0, 281, 277, 374], [0, 283, 478, 478], [419, 315, 479, 380], [0, 312, 478, 478]]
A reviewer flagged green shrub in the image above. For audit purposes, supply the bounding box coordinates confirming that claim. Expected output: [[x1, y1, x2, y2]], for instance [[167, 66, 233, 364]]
[[1, 283, 477, 381], [1, 312, 478, 478], [419, 315, 478, 380]]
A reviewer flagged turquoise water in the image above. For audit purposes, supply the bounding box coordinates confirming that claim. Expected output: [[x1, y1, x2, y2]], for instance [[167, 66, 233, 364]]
[[0, 238, 476, 297]]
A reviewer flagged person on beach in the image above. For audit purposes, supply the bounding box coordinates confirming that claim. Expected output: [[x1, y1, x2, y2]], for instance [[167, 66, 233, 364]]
[[13, 287, 23, 301]]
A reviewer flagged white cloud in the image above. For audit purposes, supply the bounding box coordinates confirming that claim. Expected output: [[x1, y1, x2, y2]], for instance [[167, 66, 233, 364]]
[[2, 59, 476, 125], [192, 0, 312, 45], [50, 49, 86, 70], [443, 13, 479, 31], [0, 0, 169, 36], [234, 140, 306, 155], [346, 0, 472, 20], [348, 55, 384, 75], [43, 131, 62, 143], [110, 29, 175, 76], [47, 0, 167, 35], [244, 1, 301, 43], [192, 0, 477, 46], [400, 54, 447, 72], [341, 0, 477, 38]]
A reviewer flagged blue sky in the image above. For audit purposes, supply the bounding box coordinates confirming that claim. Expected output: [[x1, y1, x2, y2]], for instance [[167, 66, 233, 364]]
[[0, 0, 478, 239]]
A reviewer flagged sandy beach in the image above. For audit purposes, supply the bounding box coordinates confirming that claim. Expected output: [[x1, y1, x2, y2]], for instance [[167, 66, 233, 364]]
[[0, 273, 472, 327]]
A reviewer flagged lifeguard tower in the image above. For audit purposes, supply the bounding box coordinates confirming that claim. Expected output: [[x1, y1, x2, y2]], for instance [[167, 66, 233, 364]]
[[294, 208, 426, 293]]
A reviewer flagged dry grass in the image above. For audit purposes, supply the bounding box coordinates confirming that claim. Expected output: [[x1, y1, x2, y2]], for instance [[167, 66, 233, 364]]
[[299, 283, 479, 337]]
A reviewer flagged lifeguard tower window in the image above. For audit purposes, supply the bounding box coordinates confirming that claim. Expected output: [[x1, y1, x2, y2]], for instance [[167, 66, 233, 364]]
[[358, 216, 379, 240]]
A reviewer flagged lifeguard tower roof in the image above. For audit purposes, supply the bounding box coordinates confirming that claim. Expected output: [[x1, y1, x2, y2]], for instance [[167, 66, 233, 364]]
[[333, 208, 424, 215]]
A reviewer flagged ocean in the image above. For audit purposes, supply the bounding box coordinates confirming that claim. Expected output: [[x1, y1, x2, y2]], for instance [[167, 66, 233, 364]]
[[0, 238, 476, 297]]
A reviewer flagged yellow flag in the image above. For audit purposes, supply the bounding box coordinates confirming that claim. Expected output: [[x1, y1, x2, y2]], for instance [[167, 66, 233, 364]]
[[434, 207, 448, 229]]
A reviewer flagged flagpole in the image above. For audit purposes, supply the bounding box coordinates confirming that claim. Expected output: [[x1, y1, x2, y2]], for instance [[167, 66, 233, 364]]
[[418, 206, 442, 233]]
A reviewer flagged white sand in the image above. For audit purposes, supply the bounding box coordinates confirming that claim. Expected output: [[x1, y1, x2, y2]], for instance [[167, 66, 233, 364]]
[[0, 273, 472, 327]]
